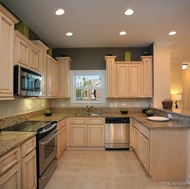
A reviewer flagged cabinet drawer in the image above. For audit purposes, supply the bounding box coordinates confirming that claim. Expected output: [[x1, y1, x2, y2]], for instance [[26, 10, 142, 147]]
[[57, 119, 66, 130], [21, 137, 36, 158], [0, 147, 20, 175], [88, 117, 105, 124], [132, 119, 139, 129], [139, 124, 149, 139], [70, 117, 87, 124]]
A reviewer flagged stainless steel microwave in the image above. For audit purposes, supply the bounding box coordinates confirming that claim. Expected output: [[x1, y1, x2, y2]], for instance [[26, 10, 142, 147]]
[[14, 65, 42, 96]]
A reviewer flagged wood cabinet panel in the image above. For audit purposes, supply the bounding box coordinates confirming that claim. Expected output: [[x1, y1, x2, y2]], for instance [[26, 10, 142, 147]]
[[0, 5, 18, 99], [0, 163, 21, 189], [57, 119, 67, 159], [14, 30, 39, 72], [69, 117, 105, 147], [56, 57, 71, 98], [22, 150, 36, 189], [105, 56, 152, 98], [70, 125, 87, 146], [46, 55, 58, 97]]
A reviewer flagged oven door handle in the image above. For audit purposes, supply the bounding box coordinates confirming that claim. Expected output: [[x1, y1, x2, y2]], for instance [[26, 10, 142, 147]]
[[40, 132, 57, 145]]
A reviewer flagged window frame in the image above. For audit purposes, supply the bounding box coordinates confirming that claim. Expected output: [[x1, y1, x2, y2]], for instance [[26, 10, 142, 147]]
[[70, 70, 106, 106]]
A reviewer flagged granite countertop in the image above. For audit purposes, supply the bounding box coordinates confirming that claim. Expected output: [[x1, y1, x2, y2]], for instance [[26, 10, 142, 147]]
[[0, 112, 189, 157], [0, 131, 36, 157], [30, 113, 190, 129]]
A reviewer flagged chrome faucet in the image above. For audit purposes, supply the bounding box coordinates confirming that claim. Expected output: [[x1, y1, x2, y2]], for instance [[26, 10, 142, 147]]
[[86, 105, 93, 115]]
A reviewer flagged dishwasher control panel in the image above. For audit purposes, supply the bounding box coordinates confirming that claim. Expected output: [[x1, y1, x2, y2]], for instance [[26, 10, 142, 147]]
[[105, 117, 130, 123]]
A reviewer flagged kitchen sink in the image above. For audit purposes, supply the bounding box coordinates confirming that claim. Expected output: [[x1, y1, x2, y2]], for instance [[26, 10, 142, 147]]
[[74, 113, 102, 116]]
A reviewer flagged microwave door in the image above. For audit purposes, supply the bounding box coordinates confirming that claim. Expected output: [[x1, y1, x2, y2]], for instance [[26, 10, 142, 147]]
[[34, 78, 42, 95]]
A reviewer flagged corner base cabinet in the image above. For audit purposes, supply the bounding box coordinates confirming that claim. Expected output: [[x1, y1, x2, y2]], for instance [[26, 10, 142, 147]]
[[130, 118, 187, 182]]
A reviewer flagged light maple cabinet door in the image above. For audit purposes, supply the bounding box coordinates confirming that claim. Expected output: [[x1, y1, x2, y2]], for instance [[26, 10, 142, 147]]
[[105, 56, 117, 98], [14, 30, 39, 72], [46, 55, 58, 97], [88, 125, 105, 146], [70, 124, 87, 146], [133, 126, 139, 156], [14, 31, 29, 67], [56, 57, 71, 98], [117, 64, 129, 97], [57, 119, 67, 159], [128, 63, 142, 97], [22, 150, 37, 189], [32, 40, 48, 96], [29, 45, 39, 72], [141, 56, 152, 97], [0, 5, 18, 99], [0, 163, 21, 189]]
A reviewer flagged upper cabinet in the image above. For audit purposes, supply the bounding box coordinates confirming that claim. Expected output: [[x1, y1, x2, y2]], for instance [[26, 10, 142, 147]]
[[105, 56, 153, 98], [32, 40, 49, 97], [0, 5, 18, 100], [14, 30, 39, 72], [56, 57, 71, 98], [46, 55, 58, 97]]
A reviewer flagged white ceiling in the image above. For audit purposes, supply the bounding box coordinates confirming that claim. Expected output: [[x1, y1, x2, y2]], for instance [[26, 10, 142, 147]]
[[1, 0, 190, 63]]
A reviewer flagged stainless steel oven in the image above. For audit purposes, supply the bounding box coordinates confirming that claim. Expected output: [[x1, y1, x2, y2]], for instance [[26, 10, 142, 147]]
[[38, 129, 57, 189]]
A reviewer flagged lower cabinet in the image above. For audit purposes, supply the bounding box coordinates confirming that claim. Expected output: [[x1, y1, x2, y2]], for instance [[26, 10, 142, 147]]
[[69, 117, 105, 147], [0, 136, 36, 189], [131, 118, 187, 182], [0, 147, 21, 189], [57, 119, 67, 158]]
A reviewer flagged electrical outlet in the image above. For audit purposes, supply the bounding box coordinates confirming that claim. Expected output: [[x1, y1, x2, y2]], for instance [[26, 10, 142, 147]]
[[42, 104, 45, 108], [27, 105, 32, 110], [122, 103, 126, 106], [168, 114, 172, 119], [61, 103, 65, 107]]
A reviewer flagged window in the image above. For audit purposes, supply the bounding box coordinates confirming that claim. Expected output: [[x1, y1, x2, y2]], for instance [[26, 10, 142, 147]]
[[70, 70, 106, 105]]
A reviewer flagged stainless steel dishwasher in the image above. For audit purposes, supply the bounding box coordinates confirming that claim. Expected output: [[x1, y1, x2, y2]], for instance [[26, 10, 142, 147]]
[[105, 117, 130, 150]]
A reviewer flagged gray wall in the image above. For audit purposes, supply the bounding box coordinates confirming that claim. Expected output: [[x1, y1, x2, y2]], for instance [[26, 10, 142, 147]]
[[52, 47, 150, 70]]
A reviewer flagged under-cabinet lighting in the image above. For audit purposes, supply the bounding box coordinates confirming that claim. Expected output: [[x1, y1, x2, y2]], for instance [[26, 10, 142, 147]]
[[182, 64, 188, 69]]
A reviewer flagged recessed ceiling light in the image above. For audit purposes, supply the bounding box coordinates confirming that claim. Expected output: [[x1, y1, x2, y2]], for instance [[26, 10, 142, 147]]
[[169, 31, 176, 36], [124, 9, 134, 16], [119, 31, 126, 35], [55, 9, 65, 15], [66, 32, 73, 36]]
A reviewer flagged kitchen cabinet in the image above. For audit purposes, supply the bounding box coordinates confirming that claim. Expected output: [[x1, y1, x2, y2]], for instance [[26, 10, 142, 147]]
[[131, 118, 187, 181], [21, 136, 36, 189], [46, 55, 58, 97], [0, 147, 21, 189], [14, 30, 39, 72], [57, 118, 67, 159], [105, 56, 152, 98], [69, 117, 105, 147], [32, 40, 49, 96], [0, 5, 18, 100], [56, 57, 71, 98], [0, 136, 36, 189], [105, 56, 117, 97]]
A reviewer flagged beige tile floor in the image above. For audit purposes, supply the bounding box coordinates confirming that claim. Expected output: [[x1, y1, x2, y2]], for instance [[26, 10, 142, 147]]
[[45, 150, 189, 189]]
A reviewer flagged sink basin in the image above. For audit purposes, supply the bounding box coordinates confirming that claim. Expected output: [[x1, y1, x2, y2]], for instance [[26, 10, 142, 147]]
[[147, 116, 169, 122], [74, 113, 102, 116], [88, 113, 102, 116]]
